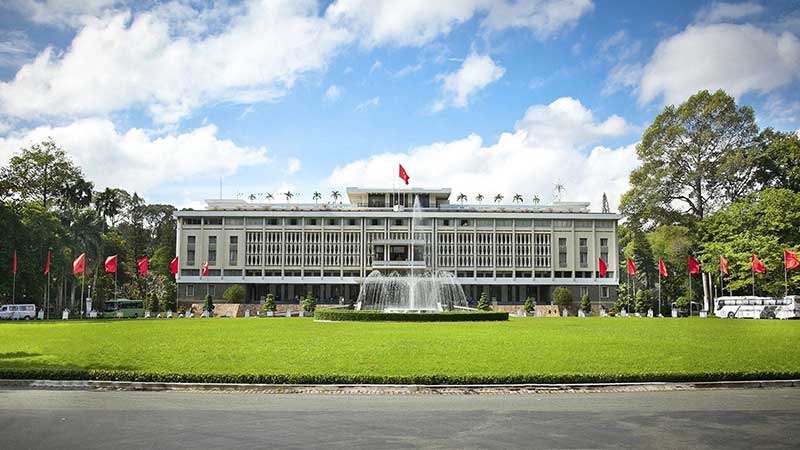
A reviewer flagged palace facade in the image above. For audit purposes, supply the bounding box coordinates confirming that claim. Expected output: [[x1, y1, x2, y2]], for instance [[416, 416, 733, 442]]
[[174, 188, 620, 307]]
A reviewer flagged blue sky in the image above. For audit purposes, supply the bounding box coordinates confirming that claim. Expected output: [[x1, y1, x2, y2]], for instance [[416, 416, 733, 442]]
[[0, 0, 798, 210]]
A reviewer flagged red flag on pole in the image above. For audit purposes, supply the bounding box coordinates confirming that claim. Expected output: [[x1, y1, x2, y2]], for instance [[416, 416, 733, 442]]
[[202, 260, 209, 276], [105, 255, 118, 273], [12, 250, 17, 274], [688, 256, 700, 274], [752, 254, 766, 274], [598, 258, 608, 277], [720, 255, 729, 275], [44, 250, 51, 276], [659, 259, 668, 277], [137, 257, 148, 276], [73, 253, 86, 275], [626, 258, 637, 275], [398, 164, 410, 185], [785, 250, 800, 271], [170, 256, 179, 275]]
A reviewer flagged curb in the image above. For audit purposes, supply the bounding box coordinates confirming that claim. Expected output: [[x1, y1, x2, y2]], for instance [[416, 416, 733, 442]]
[[1, 379, 798, 395]]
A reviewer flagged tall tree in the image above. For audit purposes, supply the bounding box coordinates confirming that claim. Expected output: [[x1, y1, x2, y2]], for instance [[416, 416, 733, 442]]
[[754, 128, 800, 192], [0, 139, 86, 210], [620, 90, 760, 230]]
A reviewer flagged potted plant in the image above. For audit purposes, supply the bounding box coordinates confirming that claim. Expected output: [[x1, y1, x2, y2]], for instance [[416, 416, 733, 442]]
[[523, 296, 536, 316]]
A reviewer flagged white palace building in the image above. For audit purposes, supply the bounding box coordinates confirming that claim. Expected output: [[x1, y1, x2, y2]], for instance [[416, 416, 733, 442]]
[[174, 187, 620, 308]]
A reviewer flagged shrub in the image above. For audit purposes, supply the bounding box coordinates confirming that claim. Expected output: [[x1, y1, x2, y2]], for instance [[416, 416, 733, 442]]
[[675, 296, 689, 310], [580, 294, 591, 314], [552, 287, 572, 311], [301, 291, 316, 313], [203, 294, 214, 312], [222, 285, 246, 303], [262, 293, 276, 313], [523, 297, 536, 313], [314, 309, 508, 322], [162, 287, 176, 313], [147, 293, 160, 313], [476, 292, 492, 311], [635, 289, 655, 313]]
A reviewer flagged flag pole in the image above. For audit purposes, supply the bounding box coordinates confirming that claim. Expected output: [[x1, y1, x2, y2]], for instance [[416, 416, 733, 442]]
[[658, 272, 661, 316], [785, 264, 788, 297], [752, 268, 755, 297], [688, 267, 692, 317], [80, 266, 85, 318], [46, 269, 51, 319]]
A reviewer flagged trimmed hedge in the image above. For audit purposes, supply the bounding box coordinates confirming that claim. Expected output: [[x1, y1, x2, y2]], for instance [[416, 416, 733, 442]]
[[314, 309, 509, 322], [0, 368, 797, 385]]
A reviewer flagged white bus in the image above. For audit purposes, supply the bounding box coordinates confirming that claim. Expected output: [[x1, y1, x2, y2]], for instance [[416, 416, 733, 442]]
[[715, 296, 800, 319]]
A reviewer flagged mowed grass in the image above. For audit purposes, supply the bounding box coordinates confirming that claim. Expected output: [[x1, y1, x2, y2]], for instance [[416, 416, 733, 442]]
[[0, 317, 798, 383]]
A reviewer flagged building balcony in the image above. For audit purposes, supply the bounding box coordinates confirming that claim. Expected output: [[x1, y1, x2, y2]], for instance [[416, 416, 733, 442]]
[[371, 260, 428, 270]]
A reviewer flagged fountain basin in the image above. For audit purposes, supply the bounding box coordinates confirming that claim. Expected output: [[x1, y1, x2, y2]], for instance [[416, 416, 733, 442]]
[[314, 309, 509, 322]]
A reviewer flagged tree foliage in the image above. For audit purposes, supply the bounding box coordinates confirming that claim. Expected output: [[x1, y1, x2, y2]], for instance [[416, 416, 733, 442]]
[[620, 90, 760, 230], [476, 291, 491, 311], [551, 287, 572, 310], [222, 285, 246, 303]]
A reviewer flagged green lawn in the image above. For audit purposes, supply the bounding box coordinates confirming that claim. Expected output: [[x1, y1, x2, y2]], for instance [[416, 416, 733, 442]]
[[0, 317, 798, 384]]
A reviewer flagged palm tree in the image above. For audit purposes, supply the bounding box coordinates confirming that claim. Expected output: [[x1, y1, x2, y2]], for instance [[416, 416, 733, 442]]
[[475, 193, 484, 204], [248, 193, 256, 201], [265, 193, 274, 202], [283, 191, 294, 203], [532, 194, 540, 205], [312, 191, 322, 204], [331, 190, 341, 203], [512, 194, 523, 204], [494, 193, 504, 203], [456, 193, 467, 204]]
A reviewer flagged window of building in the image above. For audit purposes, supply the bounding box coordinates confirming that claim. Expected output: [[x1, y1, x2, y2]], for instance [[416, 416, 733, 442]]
[[288, 218, 299, 226], [265, 218, 278, 226], [534, 219, 551, 228], [596, 220, 614, 229], [187, 236, 196, 266], [223, 269, 241, 277], [224, 217, 243, 226], [600, 286, 610, 298], [368, 193, 386, 207], [208, 236, 217, 265], [476, 219, 492, 227], [579, 238, 588, 267], [554, 220, 572, 229], [327, 218, 340, 226], [460, 219, 470, 227], [247, 218, 264, 226], [496, 219, 513, 227], [208, 285, 215, 297], [347, 219, 357, 226], [370, 218, 382, 226], [229, 236, 238, 265], [185, 285, 194, 297], [575, 220, 593, 229], [393, 218, 405, 226], [600, 238, 609, 265], [184, 218, 201, 225], [515, 219, 532, 227], [181, 269, 199, 277], [305, 218, 316, 226], [204, 217, 222, 225], [558, 237, 567, 267], [440, 219, 451, 226]]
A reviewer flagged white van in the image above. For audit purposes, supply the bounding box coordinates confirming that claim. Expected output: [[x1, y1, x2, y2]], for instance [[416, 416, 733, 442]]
[[0, 304, 37, 320]]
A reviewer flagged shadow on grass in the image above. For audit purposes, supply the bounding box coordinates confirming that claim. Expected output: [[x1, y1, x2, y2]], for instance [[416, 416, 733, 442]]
[[0, 351, 42, 360]]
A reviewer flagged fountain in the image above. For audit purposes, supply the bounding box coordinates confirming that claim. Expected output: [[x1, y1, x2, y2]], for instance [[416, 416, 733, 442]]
[[356, 195, 470, 313]]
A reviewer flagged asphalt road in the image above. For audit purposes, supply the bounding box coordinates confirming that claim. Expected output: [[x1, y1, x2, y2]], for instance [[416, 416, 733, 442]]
[[0, 388, 798, 449]]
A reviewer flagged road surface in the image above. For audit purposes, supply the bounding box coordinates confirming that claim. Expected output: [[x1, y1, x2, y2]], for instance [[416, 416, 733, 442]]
[[0, 388, 798, 449]]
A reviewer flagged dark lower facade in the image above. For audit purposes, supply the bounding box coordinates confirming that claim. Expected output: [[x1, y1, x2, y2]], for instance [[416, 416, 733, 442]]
[[177, 282, 619, 309]]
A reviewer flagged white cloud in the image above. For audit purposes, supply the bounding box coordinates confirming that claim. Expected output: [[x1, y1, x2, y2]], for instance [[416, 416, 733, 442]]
[[286, 157, 301, 175], [325, 0, 594, 47], [695, 1, 764, 23], [0, 0, 351, 124], [393, 63, 423, 77], [327, 97, 636, 211], [639, 24, 800, 106], [324, 85, 342, 103], [482, 0, 594, 38], [355, 96, 380, 111], [369, 59, 383, 74], [602, 62, 642, 96], [432, 53, 505, 111], [6, 0, 119, 28], [0, 118, 270, 194]]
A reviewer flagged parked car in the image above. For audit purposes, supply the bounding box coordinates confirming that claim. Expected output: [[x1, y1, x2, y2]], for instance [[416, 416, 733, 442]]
[[670, 301, 703, 317], [0, 304, 37, 320]]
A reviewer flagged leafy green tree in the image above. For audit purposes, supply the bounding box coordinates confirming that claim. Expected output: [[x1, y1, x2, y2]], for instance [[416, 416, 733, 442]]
[[476, 291, 491, 311], [0, 139, 87, 209], [646, 225, 693, 306], [551, 287, 572, 311], [754, 129, 800, 191], [301, 291, 316, 312], [635, 289, 655, 314], [620, 90, 760, 230], [697, 188, 800, 296], [579, 293, 591, 314], [222, 284, 246, 303], [262, 293, 276, 313], [523, 296, 536, 313]]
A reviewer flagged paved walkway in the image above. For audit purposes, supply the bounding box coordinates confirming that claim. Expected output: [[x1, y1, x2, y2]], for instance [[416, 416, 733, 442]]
[[1, 388, 798, 449]]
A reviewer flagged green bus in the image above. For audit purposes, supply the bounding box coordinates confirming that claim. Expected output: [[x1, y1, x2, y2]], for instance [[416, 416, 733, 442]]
[[103, 299, 144, 318]]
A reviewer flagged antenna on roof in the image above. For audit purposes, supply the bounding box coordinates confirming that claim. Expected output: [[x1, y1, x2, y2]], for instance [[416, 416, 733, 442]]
[[601, 192, 610, 213]]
